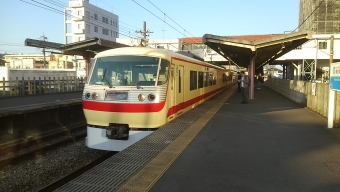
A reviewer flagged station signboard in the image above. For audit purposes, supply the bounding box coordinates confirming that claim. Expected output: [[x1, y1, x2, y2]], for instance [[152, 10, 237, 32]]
[[330, 62, 340, 91]]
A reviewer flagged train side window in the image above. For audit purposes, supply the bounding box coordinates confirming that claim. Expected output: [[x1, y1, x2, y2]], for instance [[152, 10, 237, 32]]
[[190, 71, 197, 91], [204, 72, 209, 87], [212, 69, 217, 85], [198, 72, 204, 89]]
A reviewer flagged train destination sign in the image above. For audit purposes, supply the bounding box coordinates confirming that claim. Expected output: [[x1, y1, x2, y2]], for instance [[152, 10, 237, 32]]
[[106, 91, 128, 101], [330, 62, 340, 91]]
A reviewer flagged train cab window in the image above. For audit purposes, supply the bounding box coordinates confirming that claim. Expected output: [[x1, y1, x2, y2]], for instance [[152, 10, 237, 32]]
[[157, 59, 170, 85], [88, 56, 160, 87], [190, 71, 197, 91]]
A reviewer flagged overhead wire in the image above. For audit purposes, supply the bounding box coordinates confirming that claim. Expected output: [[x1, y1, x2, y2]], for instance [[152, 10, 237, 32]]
[[131, 0, 189, 38], [257, 0, 329, 69], [147, 0, 201, 43], [98, 0, 143, 25], [292, 0, 325, 32]]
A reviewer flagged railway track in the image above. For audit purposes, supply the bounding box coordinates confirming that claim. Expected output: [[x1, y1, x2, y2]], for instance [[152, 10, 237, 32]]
[[37, 151, 116, 192], [0, 121, 87, 169]]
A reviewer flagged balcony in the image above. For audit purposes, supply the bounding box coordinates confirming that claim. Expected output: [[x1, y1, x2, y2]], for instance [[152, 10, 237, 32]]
[[72, 16, 84, 21], [69, 1, 83, 8], [73, 29, 84, 34]]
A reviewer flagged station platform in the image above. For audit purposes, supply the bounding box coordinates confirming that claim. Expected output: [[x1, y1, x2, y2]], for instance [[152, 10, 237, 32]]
[[0, 92, 82, 117], [56, 85, 340, 191], [0, 92, 84, 146]]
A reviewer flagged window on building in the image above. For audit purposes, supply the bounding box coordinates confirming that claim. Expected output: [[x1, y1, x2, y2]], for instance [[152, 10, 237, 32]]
[[103, 28, 108, 35], [102, 16, 108, 24], [86, 24, 90, 34], [85, 11, 90, 20], [66, 23, 72, 33], [111, 20, 112, 25], [94, 13, 98, 20], [319, 42, 327, 49], [94, 26, 98, 33], [67, 36, 72, 44], [116, 32, 118, 37], [66, 10, 72, 20]]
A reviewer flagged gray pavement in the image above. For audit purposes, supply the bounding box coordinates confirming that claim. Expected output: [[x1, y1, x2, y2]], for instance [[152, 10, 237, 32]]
[[151, 86, 340, 192]]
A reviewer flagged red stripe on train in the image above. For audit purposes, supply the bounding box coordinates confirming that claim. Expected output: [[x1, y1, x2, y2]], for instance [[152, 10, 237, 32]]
[[82, 100, 166, 112], [166, 85, 227, 117]]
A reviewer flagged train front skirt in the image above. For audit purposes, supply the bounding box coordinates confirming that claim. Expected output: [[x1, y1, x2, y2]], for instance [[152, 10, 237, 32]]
[[86, 126, 153, 151]]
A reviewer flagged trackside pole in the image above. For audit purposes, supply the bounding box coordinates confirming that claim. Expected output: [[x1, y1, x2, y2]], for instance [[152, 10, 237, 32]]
[[328, 90, 335, 128], [328, 35, 334, 129]]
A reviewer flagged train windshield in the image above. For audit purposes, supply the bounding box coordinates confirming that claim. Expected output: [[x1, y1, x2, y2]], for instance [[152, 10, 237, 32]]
[[88, 56, 169, 87]]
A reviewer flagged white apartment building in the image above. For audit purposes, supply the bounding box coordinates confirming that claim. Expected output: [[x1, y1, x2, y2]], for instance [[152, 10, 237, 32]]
[[64, 0, 119, 44]]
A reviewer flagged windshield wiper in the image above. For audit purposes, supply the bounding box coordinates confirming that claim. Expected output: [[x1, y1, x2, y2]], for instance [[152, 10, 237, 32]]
[[102, 68, 112, 88]]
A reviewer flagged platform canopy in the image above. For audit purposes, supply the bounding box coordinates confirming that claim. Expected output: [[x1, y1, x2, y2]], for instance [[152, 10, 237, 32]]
[[202, 31, 312, 69], [25, 38, 129, 58]]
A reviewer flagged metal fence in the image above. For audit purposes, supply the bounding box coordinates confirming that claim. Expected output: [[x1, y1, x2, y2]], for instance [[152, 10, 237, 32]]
[[1, 76, 85, 97]]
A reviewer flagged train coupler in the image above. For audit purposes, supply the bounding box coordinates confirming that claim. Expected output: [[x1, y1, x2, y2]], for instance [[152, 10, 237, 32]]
[[106, 123, 130, 140]]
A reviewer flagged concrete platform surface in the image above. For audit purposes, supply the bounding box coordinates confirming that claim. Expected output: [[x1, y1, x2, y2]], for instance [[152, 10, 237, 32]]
[[150, 86, 340, 192]]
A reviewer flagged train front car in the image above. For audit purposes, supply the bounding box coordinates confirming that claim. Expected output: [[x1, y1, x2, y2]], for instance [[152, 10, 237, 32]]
[[82, 47, 170, 151]]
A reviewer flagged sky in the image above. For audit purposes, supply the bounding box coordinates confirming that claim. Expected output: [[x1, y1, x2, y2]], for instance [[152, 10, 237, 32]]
[[0, 0, 300, 54]]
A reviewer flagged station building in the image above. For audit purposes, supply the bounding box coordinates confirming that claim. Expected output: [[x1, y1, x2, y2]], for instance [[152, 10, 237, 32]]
[[274, 0, 340, 82]]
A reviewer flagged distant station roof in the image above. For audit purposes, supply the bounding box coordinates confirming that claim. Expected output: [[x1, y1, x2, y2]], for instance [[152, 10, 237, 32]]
[[25, 38, 129, 58], [202, 31, 312, 68]]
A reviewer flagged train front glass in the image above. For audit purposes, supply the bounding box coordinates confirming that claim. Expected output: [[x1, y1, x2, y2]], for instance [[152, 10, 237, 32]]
[[88, 56, 169, 87]]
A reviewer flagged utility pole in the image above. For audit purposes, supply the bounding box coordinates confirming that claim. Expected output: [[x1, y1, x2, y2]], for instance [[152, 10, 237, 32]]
[[135, 21, 153, 47], [40, 34, 48, 68]]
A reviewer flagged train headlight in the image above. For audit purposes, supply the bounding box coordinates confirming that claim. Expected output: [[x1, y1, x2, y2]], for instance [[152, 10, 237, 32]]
[[92, 92, 98, 100], [85, 92, 91, 99], [148, 94, 155, 101], [138, 94, 145, 101]]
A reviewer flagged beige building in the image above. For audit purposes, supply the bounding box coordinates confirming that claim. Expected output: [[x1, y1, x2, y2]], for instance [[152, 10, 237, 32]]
[[3, 54, 73, 69]]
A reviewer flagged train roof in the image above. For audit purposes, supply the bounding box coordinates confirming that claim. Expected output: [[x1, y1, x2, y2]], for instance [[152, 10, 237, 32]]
[[94, 47, 226, 70]]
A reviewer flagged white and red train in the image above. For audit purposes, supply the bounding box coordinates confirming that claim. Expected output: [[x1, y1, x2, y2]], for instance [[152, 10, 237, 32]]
[[82, 47, 233, 151]]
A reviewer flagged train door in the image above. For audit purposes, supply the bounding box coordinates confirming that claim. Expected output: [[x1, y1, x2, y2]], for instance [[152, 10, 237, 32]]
[[168, 65, 175, 117], [176, 65, 184, 114]]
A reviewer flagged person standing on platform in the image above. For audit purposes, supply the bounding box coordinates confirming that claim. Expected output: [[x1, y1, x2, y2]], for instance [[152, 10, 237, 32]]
[[238, 71, 249, 104], [257, 73, 263, 89], [237, 72, 241, 93]]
